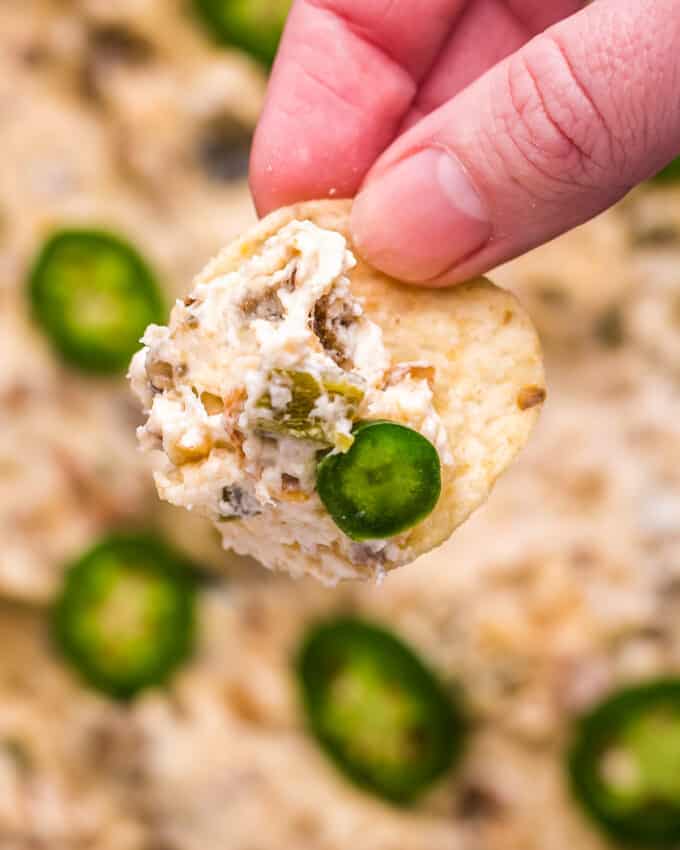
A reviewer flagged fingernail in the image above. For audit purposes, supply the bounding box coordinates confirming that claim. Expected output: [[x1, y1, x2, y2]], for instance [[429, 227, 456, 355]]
[[351, 148, 491, 282]]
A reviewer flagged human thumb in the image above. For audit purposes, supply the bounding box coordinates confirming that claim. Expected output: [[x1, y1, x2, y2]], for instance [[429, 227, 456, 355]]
[[351, 0, 680, 286]]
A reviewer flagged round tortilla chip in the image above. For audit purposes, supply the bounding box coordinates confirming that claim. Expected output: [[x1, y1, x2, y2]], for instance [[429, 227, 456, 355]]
[[196, 199, 546, 571]]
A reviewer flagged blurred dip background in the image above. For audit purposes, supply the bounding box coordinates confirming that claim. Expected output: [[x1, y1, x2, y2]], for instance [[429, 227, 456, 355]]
[[2, 2, 680, 848]]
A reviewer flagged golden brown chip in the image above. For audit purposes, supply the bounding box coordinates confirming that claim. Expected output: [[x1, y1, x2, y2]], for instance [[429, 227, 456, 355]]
[[195, 199, 546, 570]]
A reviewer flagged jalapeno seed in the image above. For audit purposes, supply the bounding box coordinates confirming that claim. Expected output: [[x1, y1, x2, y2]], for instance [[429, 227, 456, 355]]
[[316, 421, 442, 541]]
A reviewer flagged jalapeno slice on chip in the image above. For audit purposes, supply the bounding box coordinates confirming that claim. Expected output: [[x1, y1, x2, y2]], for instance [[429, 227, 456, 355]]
[[51, 533, 196, 700], [256, 369, 365, 450], [569, 678, 680, 847], [316, 421, 442, 541], [652, 157, 680, 185], [29, 229, 164, 374], [192, 0, 292, 66], [297, 617, 465, 804]]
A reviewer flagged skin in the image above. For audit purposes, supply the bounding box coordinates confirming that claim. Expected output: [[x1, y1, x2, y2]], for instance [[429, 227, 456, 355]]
[[250, 0, 680, 286]]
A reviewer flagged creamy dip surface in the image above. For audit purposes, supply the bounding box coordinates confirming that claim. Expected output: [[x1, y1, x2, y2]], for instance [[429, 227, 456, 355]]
[[5, 2, 680, 849], [130, 220, 451, 583]]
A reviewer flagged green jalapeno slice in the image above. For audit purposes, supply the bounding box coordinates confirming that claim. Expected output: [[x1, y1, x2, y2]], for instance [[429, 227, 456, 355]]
[[652, 157, 680, 185], [316, 421, 442, 541], [256, 369, 365, 450], [29, 229, 164, 375], [297, 617, 466, 804], [569, 678, 680, 847], [192, 0, 292, 66], [51, 533, 196, 700]]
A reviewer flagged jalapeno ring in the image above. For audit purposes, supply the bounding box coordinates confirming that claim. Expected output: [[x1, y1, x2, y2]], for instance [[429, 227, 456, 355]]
[[297, 616, 466, 804], [316, 420, 442, 541], [29, 229, 164, 375], [192, 0, 292, 66], [51, 532, 196, 700], [569, 677, 680, 847], [652, 157, 680, 185]]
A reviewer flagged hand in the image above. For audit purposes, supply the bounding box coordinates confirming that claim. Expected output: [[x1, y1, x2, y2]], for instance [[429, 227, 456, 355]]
[[250, 0, 680, 286]]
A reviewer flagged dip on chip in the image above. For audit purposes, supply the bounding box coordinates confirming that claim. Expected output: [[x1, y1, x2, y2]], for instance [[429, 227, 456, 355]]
[[129, 200, 545, 583]]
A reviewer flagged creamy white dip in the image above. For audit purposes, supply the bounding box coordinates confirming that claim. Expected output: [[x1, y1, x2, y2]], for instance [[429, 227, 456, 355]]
[[130, 220, 451, 583]]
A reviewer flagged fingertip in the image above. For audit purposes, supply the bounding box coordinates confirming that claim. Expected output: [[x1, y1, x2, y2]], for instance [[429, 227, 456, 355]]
[[350, 148, 492, 285], [248, 118, 320, 216], [248, 0, 419, 217], [249, 122, 358, 217], [248, 135, 274, 217]]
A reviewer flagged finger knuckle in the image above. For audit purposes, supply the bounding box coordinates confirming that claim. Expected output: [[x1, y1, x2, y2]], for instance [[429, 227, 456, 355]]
[[492, 36, 625, 196]]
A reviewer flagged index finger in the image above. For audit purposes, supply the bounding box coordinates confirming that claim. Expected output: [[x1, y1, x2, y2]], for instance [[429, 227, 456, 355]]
[[250, 0, 467, 215]]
